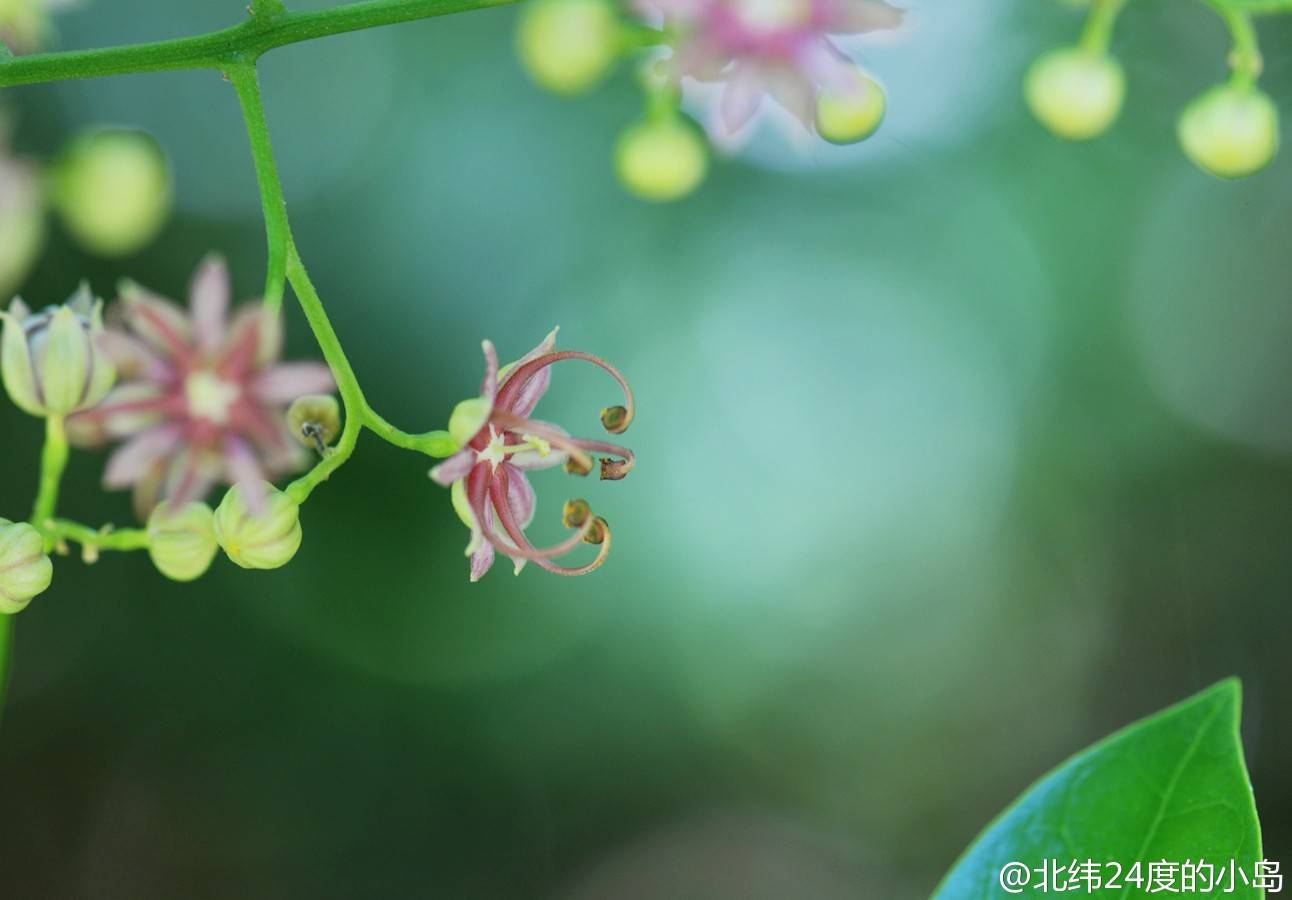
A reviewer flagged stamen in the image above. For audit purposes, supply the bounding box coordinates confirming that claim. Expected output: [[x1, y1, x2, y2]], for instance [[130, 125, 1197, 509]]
[[491, 411, 595, 474], [494, 351, 636, 434], [600, 406, 630, 435], [479, 473, 598, 561], [568, 438, 636, 481]]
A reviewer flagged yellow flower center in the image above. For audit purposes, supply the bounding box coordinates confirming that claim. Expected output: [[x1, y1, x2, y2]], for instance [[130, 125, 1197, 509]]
[[184, 370, 241, 425]]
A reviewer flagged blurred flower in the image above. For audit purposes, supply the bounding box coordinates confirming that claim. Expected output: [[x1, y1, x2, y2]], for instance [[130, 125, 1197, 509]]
[[518, 0, 622, 94], [1, 285, 116, 418], [0, 139, 47, 298], [1178, 84, 1279, 179], [430, 328, 636, 581], [146, 500, 218, 582], [50, 128, 173, 258], [647, 0, 901, 139], [213, 481, 302, 570], [1024, 46, 1125, 141], [0, 518, 53, 614], [0, 0, 77, 55], [67, 256, 335, 519], [616, 113, 709, 200]]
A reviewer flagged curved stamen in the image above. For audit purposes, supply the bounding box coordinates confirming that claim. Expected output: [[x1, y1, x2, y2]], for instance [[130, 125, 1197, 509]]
[[491, 483, 613, 577], [502, 415, 634, 481], [493, 351, 636, 434], [480, 468, 598, 561], [568, 438, 636, 481], [491, 411, 595, 475]]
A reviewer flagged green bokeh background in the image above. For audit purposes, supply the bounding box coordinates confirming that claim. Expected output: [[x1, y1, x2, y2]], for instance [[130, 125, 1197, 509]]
[[2, 1, 1291, 896]]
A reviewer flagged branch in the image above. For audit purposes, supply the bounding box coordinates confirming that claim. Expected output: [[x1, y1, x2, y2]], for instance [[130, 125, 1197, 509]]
[[0, 0, 519, 88]]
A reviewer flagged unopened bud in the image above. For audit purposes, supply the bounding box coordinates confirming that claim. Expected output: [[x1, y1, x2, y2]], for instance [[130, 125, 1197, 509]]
[[50, 128, 173, 258], [1, 286, 117, 417], [518, 0, 620, 95], [1177, 84, 1280, 179], [816, 74, 887, 145], [213, 482, 302, 570], [616, 116, 708, 202], [147, 501, 218, 582], [286, 394, 341, 452], [0, 518, 53, 614], [1024, 47, 1125, 141]]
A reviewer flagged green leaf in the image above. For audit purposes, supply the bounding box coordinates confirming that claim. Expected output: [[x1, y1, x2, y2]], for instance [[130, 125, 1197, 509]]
[[933, 680, 1265, 899]]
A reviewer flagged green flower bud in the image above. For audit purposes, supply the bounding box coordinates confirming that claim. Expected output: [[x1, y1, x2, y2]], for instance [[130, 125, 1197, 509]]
[[449, 396, 492, 448], [286, 394, 342, 451], [517, 0, 620, 95], [1, 286, 117, 418], [0, 518, 53, 615], [1177, 85, 1280, 179], [615, 116, 708, 202], [50, 129, 173, 258], [0, 0, 54, 54], [816, 75, 887, 145], [1024, 46, 1125, 141], [213, 482, 302, 570], [147, 501, 218, 582]]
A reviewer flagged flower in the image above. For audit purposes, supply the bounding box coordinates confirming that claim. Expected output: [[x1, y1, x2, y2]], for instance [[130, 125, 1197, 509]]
[[430, 328, 636, 581], [0, 0, 78, 55], [647, 0, 902, 139], [67, 256, 335, 519], [0, 518, 53, 614], [1, 286, 116, 418]]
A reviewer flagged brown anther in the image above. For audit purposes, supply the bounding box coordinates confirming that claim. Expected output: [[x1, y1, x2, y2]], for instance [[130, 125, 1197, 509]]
[[565, 454, 594, 477], [287, 395, 341, 455], [563, 499, 592, 529], [583, 517, 609, 545], [600, 405, 630, 435], [599, 457, 632, 481]]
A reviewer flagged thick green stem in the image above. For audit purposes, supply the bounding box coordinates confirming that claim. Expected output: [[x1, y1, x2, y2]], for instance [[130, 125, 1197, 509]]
[[31, 415, 69, 533], [0, 0, 519, 88], [364, 410, 457, 457], [1079, 0, 1130, 55]]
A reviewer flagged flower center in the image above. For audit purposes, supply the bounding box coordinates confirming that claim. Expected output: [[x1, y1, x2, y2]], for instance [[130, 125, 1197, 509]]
[[184, 370, 241, 425], [476, 425, 508, 471], [733, 0, 812, 34]]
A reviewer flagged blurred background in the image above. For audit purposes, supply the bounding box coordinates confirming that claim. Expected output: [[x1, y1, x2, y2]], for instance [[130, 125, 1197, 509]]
[[1, 0, 1291, 896]]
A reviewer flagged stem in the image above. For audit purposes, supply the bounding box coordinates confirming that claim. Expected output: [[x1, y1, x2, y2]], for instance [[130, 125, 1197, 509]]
[[0, 617, 11, 731], [363, 410, 458, 457], [1209, 3, 1263, 88], [31, 415, 69, 533], [0, 0, 519, 88], [1079, 0, 1130, 55], [44, 520, 151, 553]]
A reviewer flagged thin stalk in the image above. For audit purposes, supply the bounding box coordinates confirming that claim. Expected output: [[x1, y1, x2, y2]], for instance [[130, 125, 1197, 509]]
[[1079, 0, 1130, 55], [31, 416, 69, 534]]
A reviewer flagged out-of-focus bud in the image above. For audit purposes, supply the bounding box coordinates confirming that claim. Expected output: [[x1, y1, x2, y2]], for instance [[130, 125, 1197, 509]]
[[0, 152, 47, 299], [213, 482, 302, 570], [449, 396, 491, 448], [615, 115, 708, 202], [147, 501, 218, 582], [50, 128, 173, 258], [816, 74, 887, 145], [0, 518, 53, 614], [1, 286, 117, 417], [0, 0, 56, 55], [1024, 46, 1125, 141], [1177, 85, 1280, 179], [517, 0, 620, 95], [286, 394, 341, 451]]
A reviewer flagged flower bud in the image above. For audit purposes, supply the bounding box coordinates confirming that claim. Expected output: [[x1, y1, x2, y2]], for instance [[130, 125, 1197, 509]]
[[1, 286, 117, 417], [50, 128, 173, 258], [449, 396, 492, 447], [1024, 46, 1125, 141], [213, 482, 302, 570], [616, 116, 709, 202], [147, 501, 218, 582], [0, 518, 53, 614], [1177, 85, 1280, 179], [0, 153, 46, 298], [0, 0, 54, 54], [517, 0, 620, 95], [816, 74, 887, 145], [286, 394, 341, 450]]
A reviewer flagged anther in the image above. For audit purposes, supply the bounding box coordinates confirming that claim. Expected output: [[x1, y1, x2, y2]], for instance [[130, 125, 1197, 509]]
[[565, 455, 594, 477], [583, 517, 609, 545], [600, 405, 630, 434], [563, 499, 592, 529]]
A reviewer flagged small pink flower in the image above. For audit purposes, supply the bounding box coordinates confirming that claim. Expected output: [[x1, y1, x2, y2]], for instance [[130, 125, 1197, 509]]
[[430, 328, 636, 582], [650, 0, 902, 136], [68, 255, 335, 519]]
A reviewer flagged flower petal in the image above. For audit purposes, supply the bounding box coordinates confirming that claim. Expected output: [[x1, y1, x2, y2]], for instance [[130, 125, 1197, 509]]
[[250, 362, 335, 405], [505, 466, 537, 529], [721, 62, 767, 134], [430, 449, 476, 487], [103, 424, 184, 489], [480, 340, 500, 400], [189, 255, 230, 357], [119, 283, 193, 363], [500, 327, 559, 417]]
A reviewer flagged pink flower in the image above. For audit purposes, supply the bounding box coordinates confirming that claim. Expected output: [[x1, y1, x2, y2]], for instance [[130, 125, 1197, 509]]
[[650, 0, 902, 135], [67, 256, 335, 519], [430, 328, 636, 582]]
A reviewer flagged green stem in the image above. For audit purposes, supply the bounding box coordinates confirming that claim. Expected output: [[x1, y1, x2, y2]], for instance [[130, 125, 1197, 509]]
[[0, 0, 519, 88], [363, 410, 457, 457], [0, 616, 11, 731], [30, 415, 69, 534], [1209, 3, 1263, 88], [1079, 0, 1130, 55], [44, 520, 151, 553]]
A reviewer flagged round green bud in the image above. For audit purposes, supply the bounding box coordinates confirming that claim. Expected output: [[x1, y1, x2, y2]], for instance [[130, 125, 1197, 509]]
[[816, 75, 887, 145], [615, 117, 708, 202], [147, 501, 219, 582], [1177, 85, 1280, 179], [1024, 46, 1125, 141], [50, 129, 173, 258], [517, 0, 620, 95], [0, 518, 53, 615], [286, 394, 341, 450], [1, 287, 117, 418], [213, 482, 302, 571]]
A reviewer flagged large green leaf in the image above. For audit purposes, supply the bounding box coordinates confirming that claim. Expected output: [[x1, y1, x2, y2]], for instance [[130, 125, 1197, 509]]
[[934, 680, 1265, 899]]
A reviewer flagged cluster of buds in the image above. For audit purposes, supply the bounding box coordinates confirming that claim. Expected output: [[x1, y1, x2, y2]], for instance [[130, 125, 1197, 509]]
[[1025, 6, 1280, 179], [515, 0, 903, 200], [430, 328, 635, 581]]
